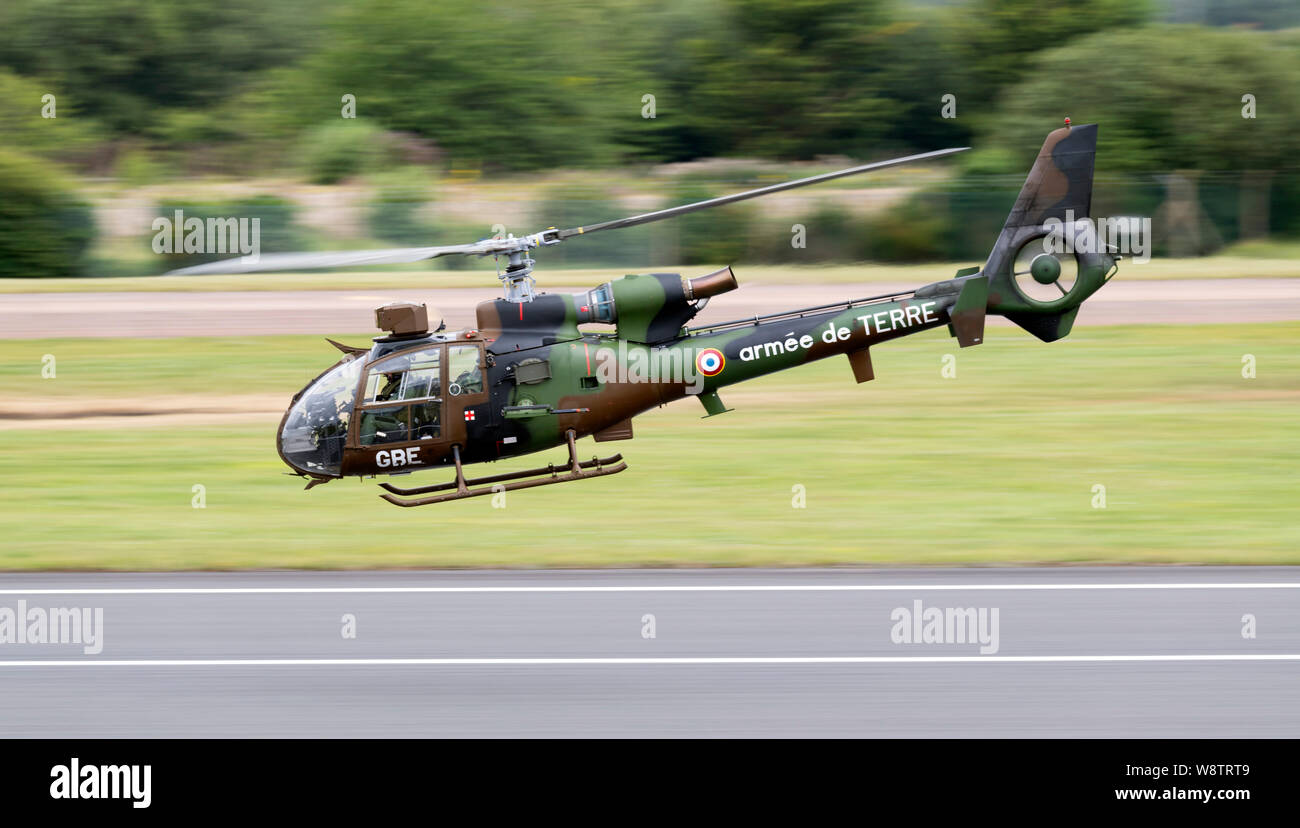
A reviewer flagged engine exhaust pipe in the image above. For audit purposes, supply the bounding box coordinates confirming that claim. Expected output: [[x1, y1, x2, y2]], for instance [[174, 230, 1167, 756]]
[[685, 266, 738, 300]]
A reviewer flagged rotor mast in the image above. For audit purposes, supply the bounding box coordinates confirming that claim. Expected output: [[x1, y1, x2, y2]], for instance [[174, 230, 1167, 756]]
[[495, 230, 559, 302]]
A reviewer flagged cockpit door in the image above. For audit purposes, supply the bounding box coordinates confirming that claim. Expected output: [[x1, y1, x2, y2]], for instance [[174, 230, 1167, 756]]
[[345, 344, 450, 473], [442, 342, 489, 446]]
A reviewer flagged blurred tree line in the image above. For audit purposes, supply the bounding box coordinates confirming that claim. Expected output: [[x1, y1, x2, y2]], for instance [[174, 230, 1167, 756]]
[[0, 0, 1297, 275]]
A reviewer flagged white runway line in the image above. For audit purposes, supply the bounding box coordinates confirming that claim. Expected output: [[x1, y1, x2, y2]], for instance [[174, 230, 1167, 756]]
[[0, 655, 1298, 667], [0, 583, 1298, 595]]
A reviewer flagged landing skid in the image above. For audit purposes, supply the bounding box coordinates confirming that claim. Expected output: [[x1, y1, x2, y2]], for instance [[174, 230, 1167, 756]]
[[379, 429, 627, 507]]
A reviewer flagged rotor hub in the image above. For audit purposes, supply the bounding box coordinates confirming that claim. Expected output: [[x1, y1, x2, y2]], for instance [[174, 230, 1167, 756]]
[[1029, 253, 1062, 284]]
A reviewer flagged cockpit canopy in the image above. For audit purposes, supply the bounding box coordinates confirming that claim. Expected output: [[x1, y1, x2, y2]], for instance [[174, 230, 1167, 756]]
[[278, 338, 486, 478], [278, 356, 363, 477]]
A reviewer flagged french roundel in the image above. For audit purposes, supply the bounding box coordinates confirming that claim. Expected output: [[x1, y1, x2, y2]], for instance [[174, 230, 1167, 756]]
[[696, 348, 725, 377]]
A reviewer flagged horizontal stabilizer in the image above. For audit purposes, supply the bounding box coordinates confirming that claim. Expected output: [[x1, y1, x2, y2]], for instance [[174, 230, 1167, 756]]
[[948, 275, 988, 348]]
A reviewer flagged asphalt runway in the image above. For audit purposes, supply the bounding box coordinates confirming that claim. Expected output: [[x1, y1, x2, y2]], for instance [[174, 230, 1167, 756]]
[[3, 278, 1299, 338], [0, 566, 1296, 737]]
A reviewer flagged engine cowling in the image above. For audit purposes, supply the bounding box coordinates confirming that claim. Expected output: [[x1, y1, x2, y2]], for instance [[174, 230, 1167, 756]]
[[579, 266, 737, 344]]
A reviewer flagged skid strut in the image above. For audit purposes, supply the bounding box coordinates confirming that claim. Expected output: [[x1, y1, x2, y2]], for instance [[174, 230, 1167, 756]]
[[379, 430, 627, 507]]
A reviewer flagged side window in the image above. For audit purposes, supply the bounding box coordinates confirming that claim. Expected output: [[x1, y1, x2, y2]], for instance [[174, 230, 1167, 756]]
[[359, 404, 408, 445], [399, 350, 441, 400], [448, 345, 483, 396], [358, 346, 443, 445], [410, 401, 441, 440], [365, 371, 403, 404], [364, 347, 441, 403]]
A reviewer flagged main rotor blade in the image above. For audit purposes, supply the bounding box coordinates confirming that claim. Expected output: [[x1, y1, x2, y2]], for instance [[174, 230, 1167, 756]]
[[553, 146, 968, 240], [163, 242, 499, 276], [163, 147, 967, 275]]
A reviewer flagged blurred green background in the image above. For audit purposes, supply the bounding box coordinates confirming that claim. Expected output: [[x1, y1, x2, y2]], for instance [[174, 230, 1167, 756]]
[[1, 0, 1299, 277]]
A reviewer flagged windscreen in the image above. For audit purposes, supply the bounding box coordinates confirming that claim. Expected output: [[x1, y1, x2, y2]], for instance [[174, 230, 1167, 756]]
[[278, 357, 364, 476]]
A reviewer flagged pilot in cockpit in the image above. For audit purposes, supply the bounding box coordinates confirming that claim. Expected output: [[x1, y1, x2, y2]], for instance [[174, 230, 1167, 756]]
[[375, 372, 403, 402]]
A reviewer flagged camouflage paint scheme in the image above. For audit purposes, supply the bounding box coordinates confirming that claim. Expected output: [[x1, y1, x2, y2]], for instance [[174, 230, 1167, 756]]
[[278, 124, 1118, 494]]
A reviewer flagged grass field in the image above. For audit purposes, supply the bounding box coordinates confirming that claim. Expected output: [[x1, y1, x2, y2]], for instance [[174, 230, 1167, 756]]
[[0, 322, 1296, 569], [0, 250, 1297, 294]]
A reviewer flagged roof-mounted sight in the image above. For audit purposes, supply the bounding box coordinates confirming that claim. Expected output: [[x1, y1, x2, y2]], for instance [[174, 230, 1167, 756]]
[[374, 302, 431, 338]]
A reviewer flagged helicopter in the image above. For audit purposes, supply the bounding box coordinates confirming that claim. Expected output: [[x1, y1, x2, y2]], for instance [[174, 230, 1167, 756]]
[[171, 121, 1116, 507]]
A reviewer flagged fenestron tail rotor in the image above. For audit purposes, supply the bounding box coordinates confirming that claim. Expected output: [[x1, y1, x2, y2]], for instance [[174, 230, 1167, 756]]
[[164, 145, 968, 299], [1011, 238, 1079, 303]]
